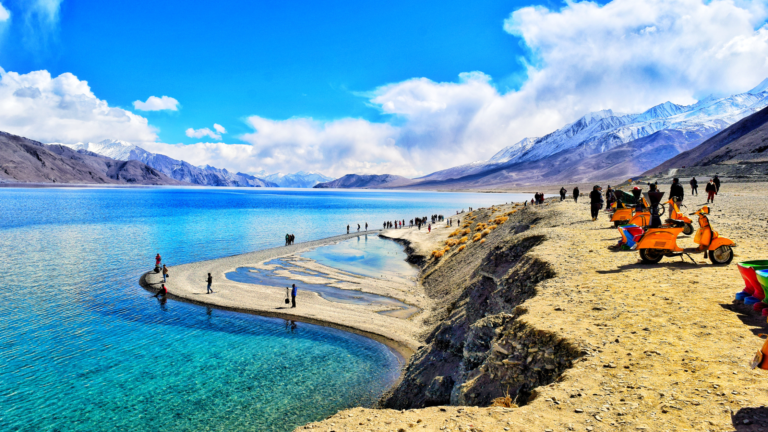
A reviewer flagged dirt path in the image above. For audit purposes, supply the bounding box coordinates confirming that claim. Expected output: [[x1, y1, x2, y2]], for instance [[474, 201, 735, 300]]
[[299, 182, 768, 432]]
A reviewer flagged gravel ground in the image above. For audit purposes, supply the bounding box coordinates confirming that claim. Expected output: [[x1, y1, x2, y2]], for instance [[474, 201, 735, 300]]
[[299, 182, 768, 432]]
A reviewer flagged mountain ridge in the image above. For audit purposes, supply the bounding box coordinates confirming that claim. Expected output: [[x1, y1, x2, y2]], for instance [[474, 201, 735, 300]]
[[0, 131, 185, 186]]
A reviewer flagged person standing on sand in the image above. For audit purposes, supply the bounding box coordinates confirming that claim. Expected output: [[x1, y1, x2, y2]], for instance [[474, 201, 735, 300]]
[[357, 223, 360, 232], [428, 224, 431, 233], [206, 273, 213, 294], [154, 284, 167, 298], [347, 225, 350, 234], [713, 175, 721, 193], [706, 179, 717, 203], [365, 222, 368, 231], [162, 264, 169, 283], [589, 185, 602, 221], [573, 187, 580, 203], [690, 177, 698, 196], [560, 187, 566, 201], [291, 284, 298, 308], [155, 253, 161, 269]]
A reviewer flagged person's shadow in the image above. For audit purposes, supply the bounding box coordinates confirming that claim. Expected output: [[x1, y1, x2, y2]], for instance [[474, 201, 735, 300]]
[[732, 406, 768, 430]]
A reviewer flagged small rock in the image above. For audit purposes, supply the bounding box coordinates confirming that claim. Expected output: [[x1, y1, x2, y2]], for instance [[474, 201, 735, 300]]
[[575, 408, 584, 413]]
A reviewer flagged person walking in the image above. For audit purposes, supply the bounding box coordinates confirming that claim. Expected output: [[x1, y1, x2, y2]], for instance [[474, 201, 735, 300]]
[[589, 185, 602, 221], [162, 264, 169, 283], [560, 187, 566, 201], [291, 283, 298, 308], [357, 223, 360, 232], [690, 177, 698, 196], [706, 179, 717, 203], [713, 175, 721, 193], [285, 233, 290, 246], [347, 225, 350, 234], [365, 222, 368, 231], [573, 187, 580, 203], [206, 273, 213, 294]]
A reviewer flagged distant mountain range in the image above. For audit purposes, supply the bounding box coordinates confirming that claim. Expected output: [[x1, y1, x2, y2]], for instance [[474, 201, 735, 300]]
[[264, 171, 334, 188], [314, 174, 414, 189], [57, 140, 337, 188], [58, 140, 279, 187], [643, 104, 768, 179], [0, 131, 184, 186], [322, 80, 768, 189]]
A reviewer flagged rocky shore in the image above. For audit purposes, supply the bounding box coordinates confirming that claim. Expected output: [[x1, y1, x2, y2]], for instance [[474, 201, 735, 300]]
[[300, 182, 768, 432]]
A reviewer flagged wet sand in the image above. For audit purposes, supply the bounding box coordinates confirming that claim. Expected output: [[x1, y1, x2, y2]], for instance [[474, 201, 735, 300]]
[[142, 230, 433, 357]]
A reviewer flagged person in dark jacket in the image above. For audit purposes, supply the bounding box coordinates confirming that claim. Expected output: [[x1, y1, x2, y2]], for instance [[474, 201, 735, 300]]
[[560, 187, 566, 201], [631, 186, 642, 206], [573, 187, 580, 203], [291, 283, 298, 308], [670, 178, 684, 202], [713, 175, 721, 193], [706, 179, 717, 203], [690, 177, 698, 195], [206, 273, 213, 294], [589, 186, 602, 221]]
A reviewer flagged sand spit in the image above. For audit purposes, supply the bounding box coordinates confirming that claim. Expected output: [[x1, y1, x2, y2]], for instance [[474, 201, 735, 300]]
[[141, 230, 435, 357], [299, 182, 768, 432]]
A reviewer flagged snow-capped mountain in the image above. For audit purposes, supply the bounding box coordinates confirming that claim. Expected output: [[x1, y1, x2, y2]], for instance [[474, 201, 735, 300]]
[[58, 140, 278, 187], [264, 171, 335, 188], [420, 83, 768, 182]]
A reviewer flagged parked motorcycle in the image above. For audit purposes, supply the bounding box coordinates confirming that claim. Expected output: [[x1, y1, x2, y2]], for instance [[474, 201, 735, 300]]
[[635, 206, 735, 265]]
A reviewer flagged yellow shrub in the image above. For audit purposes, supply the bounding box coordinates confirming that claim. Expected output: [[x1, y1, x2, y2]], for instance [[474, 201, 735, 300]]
[[457, 245, 466, 252], [475, 223, 488, 231], [480, 238, 486, 244], [445, 238, 459, 247], [431, 249, 445, 259], [494, 216, 509, 225], [449, 230, 461, 237], [444, 246, 451, 252], [488, 225, 498, 230], [459, 236, 468, 244], [473, 233, 482, 242]]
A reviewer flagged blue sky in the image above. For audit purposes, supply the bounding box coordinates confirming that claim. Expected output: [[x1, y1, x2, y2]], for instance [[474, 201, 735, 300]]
[[1, 0, 573, 144], [0, 0, 767, 177]]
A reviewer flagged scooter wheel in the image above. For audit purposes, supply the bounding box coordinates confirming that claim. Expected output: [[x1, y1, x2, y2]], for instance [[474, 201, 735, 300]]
[[639, 248, 664, 264], [709, 246, 733, 265], [683, 223, 694, 236]]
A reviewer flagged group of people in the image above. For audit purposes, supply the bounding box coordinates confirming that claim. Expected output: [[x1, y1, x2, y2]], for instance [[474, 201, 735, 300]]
[[580, 175, 723, 221], [347, 223, 369, 233], [153, 253, 214, 299], [284, 233, 296, 245], [383, 220, 404, 229], [531, 192, 546, 205]]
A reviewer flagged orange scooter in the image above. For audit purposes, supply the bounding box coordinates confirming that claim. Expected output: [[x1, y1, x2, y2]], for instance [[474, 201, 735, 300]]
[[635, 206, 735, 265], [665, 198, 694, 235], [610, 198, 651, 227]]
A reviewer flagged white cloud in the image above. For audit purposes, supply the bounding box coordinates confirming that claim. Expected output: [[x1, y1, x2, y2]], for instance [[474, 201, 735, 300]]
[[164, 0, 768, 177], [133, 95, 179, 111], [0, 68, 158, 143], [4, 0, 768, 178], [213, 123, 226, 134], [186, 127, 222, 140], [30, 0, 62, 25], [0, 3, 10, 21]]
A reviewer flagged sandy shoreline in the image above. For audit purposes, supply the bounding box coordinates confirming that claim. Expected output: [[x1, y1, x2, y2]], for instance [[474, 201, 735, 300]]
[[300, 182, 768, 431], [141, 229, 445, 358]]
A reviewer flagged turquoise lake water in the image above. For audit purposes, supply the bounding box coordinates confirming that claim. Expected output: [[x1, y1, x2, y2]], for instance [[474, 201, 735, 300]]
[[0, 187, 531, 431]]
